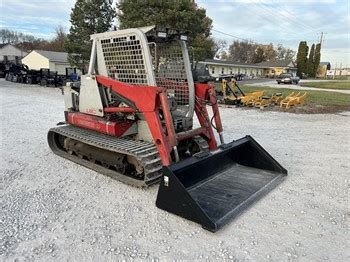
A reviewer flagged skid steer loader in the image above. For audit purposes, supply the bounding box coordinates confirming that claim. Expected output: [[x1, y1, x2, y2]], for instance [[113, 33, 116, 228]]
[[48, 26, 287, 232]]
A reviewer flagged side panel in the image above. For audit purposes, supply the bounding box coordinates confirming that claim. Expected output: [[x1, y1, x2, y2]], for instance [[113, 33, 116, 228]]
[[63, 86, 79, 111], [78, 77, 104, 117]]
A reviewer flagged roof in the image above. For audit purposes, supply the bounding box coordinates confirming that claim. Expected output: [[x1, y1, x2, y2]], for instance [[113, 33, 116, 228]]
[[319, 62, 331, 65], [33, 50, 68, 63], [202, 59, 266, 68], [255, 60, 296, 68], [0, 43, 9, 48], [202, 59, 297, 69]]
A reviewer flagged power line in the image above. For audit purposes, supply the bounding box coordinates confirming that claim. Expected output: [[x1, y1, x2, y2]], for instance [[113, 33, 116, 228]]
[[266, 0, 318, 32], [233, 0, 316, 37], [211, 29, 251, 42]]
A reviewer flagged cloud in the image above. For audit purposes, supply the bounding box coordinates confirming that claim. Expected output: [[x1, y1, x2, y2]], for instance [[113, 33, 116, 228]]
[[1, 0, 348, 65]]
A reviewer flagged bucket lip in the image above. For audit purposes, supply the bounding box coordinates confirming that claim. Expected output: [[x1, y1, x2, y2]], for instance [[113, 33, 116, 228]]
[[168, 137, 251, 172], [168, 135, 287, 175]]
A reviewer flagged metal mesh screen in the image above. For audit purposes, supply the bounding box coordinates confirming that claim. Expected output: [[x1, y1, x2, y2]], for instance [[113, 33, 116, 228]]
[[101, 35, 148, 85], [152, 42, 189, 105]]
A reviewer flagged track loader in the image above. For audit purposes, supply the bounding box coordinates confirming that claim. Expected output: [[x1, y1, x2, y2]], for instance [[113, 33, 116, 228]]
[[48, 26, 287, 232]]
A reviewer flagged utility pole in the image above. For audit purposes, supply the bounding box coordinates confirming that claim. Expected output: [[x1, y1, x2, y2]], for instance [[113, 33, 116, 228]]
[[319, 32, 326, 45]]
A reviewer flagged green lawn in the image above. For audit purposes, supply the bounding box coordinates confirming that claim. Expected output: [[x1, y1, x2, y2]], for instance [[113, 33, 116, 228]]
[[214, 83, 350, 106], [300, 81, 350, 90]]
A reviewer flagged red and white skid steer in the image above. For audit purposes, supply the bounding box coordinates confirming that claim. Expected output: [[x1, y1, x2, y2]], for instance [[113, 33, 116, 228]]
[[48, 26, 287, 232]]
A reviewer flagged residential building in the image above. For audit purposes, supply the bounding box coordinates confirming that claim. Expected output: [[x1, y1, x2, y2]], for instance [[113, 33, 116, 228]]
[[0, 43, 27, 62], [199, 59, 297, 78], [316, 62, 331, 78], [255, 60, 297, 77], [22, 50, 80, 75], [199, 59, 265, 78]]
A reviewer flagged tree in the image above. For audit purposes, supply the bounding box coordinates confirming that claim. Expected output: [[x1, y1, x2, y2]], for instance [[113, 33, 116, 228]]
[[227, 40, 256, 63], [65, 0, 115, 70], [296, 41, 309, 77], [213, 39, 227, 59], [276, 44, 295, 61], [227, 41, 279, 64], [307, 44, 315, 77], [252, 46, 266, 63], [50, 26, 67, 52], [260, 43, 277, 61], [313, 43, 321, 78], [116, 0, 215, 61]]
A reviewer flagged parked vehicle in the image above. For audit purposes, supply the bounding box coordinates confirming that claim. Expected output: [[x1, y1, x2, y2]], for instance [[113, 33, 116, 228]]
[[39, 69, 65, 87], [5, 64, 28, 82], [0, 62, 6, 78], [276, 73, 300, 84]]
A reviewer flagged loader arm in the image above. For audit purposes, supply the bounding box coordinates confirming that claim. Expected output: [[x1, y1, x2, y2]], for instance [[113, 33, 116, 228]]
[[95, 75, 223, 166]]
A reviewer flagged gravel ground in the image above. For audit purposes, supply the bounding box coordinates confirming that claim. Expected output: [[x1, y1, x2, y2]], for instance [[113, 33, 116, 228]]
[[250, 80, 350, 94], [1, 79, 349, 261]]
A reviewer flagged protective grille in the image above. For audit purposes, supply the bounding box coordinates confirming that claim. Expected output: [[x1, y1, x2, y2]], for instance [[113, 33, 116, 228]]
[[152, 42, 189, 105], [100, 35, 148, 85]]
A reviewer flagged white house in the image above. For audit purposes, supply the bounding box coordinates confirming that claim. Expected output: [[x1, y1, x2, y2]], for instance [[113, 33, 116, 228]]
[[199, 59, 265, 78], [199, 59, 298, 78], [22, 50, 79, 75], [0, 43, 27, 62]]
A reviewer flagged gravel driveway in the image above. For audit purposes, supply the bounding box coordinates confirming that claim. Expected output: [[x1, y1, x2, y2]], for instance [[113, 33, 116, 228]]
[[1, 79, 349, 261]]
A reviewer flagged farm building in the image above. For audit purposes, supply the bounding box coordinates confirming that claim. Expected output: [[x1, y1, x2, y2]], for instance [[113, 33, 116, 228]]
[[0, 43, 27, 63], [22, 50, 79, 75]]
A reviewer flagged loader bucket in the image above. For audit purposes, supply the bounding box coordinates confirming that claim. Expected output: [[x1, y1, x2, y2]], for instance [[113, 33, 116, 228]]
[[156, 136, 287, 232]]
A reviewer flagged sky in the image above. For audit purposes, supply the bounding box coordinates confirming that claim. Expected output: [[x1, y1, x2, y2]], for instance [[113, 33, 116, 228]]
[[1, 0, 349, 67]]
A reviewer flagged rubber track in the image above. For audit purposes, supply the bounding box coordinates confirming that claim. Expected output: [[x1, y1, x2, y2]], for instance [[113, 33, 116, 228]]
[[48, 125, 162, 187]]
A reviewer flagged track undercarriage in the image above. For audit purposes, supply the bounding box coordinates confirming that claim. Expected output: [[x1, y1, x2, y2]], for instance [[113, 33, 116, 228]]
[[48, 125, 208, 187], [48, 125, 162, 187]]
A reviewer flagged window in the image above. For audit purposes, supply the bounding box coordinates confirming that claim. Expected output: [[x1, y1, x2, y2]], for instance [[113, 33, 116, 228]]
[[211, 67, 215, 74], [221, 67, 225, 74], [230, 67, 233, 74], [238, 68, 240, 74]]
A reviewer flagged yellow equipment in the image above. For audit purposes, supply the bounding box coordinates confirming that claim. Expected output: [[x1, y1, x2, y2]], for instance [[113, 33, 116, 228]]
[[280, 92, 307, 108], [254, 95, 273, 109], [254, 93, 284, 109], [243, 90, 265, 106], [270, 93, 284, 105], [221, 79, 265, 106], [221, 79, 241, 105]]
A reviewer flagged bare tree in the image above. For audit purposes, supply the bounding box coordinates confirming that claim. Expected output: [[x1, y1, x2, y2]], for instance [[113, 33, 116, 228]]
[[276, 44, 295, 61], [213, 39, 227, 59]]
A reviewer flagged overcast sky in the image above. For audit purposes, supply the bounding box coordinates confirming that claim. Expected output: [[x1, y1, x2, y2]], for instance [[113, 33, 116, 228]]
[[1, 0, 349, 67]]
